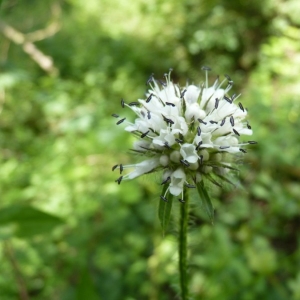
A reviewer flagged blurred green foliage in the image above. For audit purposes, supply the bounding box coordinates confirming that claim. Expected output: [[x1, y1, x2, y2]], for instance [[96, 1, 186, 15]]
[[0, 0, 300, 299]]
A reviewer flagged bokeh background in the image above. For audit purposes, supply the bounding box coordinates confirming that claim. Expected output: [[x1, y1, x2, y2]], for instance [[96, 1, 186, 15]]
[[0, 0, 300, 299]]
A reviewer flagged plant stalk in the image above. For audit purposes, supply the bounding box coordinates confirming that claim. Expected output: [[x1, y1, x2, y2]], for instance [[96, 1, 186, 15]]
[[179, 188, 189, 300]]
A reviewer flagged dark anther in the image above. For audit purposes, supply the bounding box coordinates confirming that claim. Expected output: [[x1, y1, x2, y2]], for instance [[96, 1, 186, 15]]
[[180, 89, 187, 98], [185, 183, 196, 188], [121, 98, 125, 108], [120, 164, 123, 174], [180, 159, 190, 167], [160, 195, 168, 202], [220, 118, 226, 126], [230, 116, 235, 127], [239, 148, 247, 153], [146, 93, 153, 103], [141, 131, 149, 138], [112, 164, 119, 171], [147, 111, 151, 119], [159, 80, 166, 87], [166, 102, 175, 107], [220, 146, 230, 149], [115, 176, 123, 185], [129, 101, 139, 106], [238, 102, 244, 112], [164, 142, 171, 149], [162, 115, 174, 125], [196, 141, 203, 150], [111, 114, 119, 118], [246, 122, 252, 129], [197, 126, 201, 136], [161, 176, 171, 185], [248, 141, 258, 144], [198, 118, 207, 125], [224, 74, 231, 81], [175, 138, 183, 143], [201, 66, 212, 71], [215, 98, 219, 109], [233, 128, 240, 136], [116, 118, 126, 125], [178, 198, 185, 203], [224, 96, 232, 104], [209, 120, 218, 124]]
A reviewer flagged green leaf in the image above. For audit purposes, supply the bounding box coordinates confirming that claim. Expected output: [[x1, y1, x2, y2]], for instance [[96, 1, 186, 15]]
[[0, 204, 64, 238], [196, 181, 214, 223], [158, 184, 173, 234]]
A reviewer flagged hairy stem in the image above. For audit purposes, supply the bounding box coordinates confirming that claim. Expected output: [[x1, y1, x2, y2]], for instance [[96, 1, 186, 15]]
[[179, 188, 189, 300]]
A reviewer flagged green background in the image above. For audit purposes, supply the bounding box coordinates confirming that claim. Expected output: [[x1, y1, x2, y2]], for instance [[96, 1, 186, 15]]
[[0, 0, 300, 299]]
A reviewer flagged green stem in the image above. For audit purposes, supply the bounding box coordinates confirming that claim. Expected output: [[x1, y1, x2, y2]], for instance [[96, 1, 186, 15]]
[[179, 188, 189, 300]]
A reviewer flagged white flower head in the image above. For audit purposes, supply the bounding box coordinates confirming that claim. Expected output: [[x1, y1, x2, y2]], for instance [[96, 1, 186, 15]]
[[112, 68, 256, 202]]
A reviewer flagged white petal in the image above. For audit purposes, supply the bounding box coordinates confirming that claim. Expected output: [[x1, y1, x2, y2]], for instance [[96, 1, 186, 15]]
[[127, 158, 160, 179], [169, 168, 186, 196]]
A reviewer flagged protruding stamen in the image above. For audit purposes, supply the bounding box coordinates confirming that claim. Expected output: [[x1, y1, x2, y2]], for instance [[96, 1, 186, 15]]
[[248, 141, 257, 144], [196, 141, 203, 150], [233, 128, 240, 136], [246, 122, 251, 129], [180, 159, 190, 167], [161, 176, 171, 185], [224, 96, 232, 104], [230, 116, 235, 127], [162, 115, 174, 125], [146, 93, 153, 103], [160, 195, 168, 202], [201, 66, 211, 71], [120, 164, 123, 174], [220, 118, 226, 126], [112, 164, 118, 171], [178, 198, 185, 203], [198, 118, 207, 125], [238, 102, 244, 112], [116, 118, 126, 125], [197, 126, 201, 136], [175, 138, 183, 144], [111, 114, 119, 118], [141, 131, 149, 138], [147, 111, 151, 119], [129, 101, 139, 106], [185, 183, 196, 188], [146, 73, 154, 85], [166, 102, 175, 107], [180, 89, 187, 98], [239, 148, 247, 153], [121, 98, 125, 108], [115, 176, 123, 185], [215, 98, 219, 109], [220, 146, 230, 149], [164, 142, 171, 149], [209, 120, 218, 124]]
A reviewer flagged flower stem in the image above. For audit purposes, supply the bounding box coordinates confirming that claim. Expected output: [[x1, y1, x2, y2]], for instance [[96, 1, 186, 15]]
[[179, 188, 189, 300]]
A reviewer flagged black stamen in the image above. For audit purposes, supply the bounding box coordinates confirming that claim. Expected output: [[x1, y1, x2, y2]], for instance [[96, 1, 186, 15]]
[[201, 66, 212, 71], [112, 164, 118, 171], [166, 102, 175, 107], [248, 141, 257, 144], [147, 111, 151, 119], [225, 74, 231, 81], [159, 80, 166, 87], [180, 159, 190, 167], [164, 142, 171, 149], [198, 118, 207, 125], [239, 148, 247, 153], [197, 126, 201, 136], [220, 118, 226, 126], [246, 122, 252, 129], [141, 131, 149, 138], [215, 98, 219, 109], [111, 114, 119, 118], [233, 128, 240, 136], [146, 73, 154, 85], [161, 176, 170, 185], [238, 102, 244, 112], [185, 183, 196, 188], [178, 198, 185, 203], [196, 141, 203, 150], [120, 164, 123, 174], [146, 93, 153, 103], [209, 120, 218, 124], [160, 195, 168, 202], [220, 146, 230, 149], [162, 115, 174, 125], [230, 116, 235, 127], [115, 176, 123, 185], [129, 101, 139, 106], [224, 96, 232, 104], [175, 138, 183, 144], [121, 98, 125, 108], [116, 118, 126, 125], [180, 89, 187, 98]]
